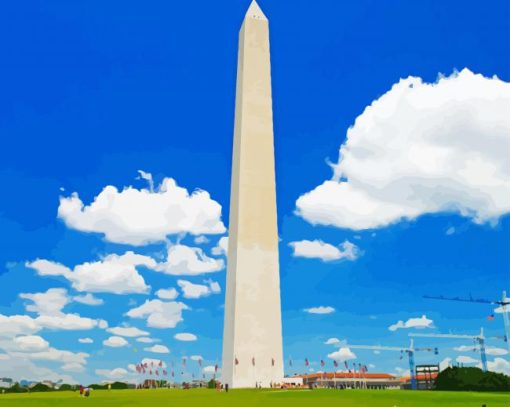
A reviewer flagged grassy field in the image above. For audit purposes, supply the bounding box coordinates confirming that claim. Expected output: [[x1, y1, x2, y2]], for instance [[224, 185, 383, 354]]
[[1, 388, 509, 407]]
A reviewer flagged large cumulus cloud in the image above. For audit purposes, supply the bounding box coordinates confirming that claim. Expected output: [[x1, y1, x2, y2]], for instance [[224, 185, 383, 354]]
[[296, 69, 510, 230], [58, 176, 226, 245]]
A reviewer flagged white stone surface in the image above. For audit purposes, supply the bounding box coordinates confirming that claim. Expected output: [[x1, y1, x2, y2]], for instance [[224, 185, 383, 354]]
[[221, 1, 283, 389]]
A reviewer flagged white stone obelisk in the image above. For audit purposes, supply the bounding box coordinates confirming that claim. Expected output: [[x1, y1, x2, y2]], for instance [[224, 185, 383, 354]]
[[221, 0, 283, 389]]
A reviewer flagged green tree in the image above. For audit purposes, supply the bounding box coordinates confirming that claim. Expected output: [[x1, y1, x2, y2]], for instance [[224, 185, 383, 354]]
[[435, 367, 510, 391], [30, 383, 52, 392], [110, 381, 129, 390]]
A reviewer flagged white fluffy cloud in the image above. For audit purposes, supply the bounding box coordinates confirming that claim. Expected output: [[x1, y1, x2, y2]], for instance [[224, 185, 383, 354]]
[[456, 355, 478, 364], [107, 326, 149, 338], [27, 252, 153, 294], [12, 335, 49, 352], [324, 338, 340, 345], [488, 358, 510, 375], [454, 345, 508, 356], [177, 279, 221, 299], [144, 344, 170, 354], [194, 235, 210, 244], [304, 306, 335, 314], [288, 239, 359, 261], [211, 236, 228, 256], [174, 333, 197, 342], [62, 363, 85, 373], [155, 288, 179, 300], [136, 337, 159, 343], [73, 293, 104, 306], [155, 245, 224, 276], [96, 367, 129, 379], [15, 288, 107, 332], [486, 347, 509, 356], [103, 336, 129, 347], [20, 288, 69, 316], [58, 176, 226, 246], [18, 348, 89, 366], [327, 347, 357, 362], [0, 315, 40, 337], [0, 353, 77, 383], [203, 365, 218, 374], [79, 337, 94, 344], [296, 69, 510, 230], [388, 315, 433, 331], [126, 300, 189, 328]]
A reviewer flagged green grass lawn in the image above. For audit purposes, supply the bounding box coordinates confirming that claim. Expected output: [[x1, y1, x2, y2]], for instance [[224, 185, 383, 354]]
[[1, 388, 509, 407]]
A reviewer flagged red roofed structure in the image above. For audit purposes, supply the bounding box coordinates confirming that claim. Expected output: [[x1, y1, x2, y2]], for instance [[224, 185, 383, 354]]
[[295, 372, 401, 390]]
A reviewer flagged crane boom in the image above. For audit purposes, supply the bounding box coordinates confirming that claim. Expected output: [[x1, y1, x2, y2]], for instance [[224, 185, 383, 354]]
[[423, 290, 510, 352], [410, 328, 489, 372], [423, 295, 509, 306], [348, 345, 408, 352]]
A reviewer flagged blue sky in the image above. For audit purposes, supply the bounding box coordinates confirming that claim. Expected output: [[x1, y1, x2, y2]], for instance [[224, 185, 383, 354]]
[[0, 0, 509, 384]]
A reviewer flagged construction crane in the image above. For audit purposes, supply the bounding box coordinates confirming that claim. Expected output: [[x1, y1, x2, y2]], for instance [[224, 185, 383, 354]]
[[348, 339, 438, 390], [423, 290, 510, 351], [409, 328, 506, 372]]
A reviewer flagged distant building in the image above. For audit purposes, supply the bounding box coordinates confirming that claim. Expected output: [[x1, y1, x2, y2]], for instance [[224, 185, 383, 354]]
[[400, 372, 439, 390], [0, 378, 13, 388], [281, 377, 303, 387], [297, 372, 401, 389]]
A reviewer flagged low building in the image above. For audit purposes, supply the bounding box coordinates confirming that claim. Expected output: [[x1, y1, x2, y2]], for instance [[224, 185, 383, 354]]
[[298, 372, 401, 389], [281, 376, 304, 387], [400, 372, 439, 390]]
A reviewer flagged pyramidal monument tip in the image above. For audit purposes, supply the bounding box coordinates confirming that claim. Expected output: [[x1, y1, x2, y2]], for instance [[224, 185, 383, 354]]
[[245, 0, 267, 20]]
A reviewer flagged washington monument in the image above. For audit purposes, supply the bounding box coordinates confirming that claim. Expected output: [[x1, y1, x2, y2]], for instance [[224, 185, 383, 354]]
[[221, 1, 284, 389]]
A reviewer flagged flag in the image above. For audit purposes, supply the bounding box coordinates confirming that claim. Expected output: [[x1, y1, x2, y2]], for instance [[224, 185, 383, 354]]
[[151, 361, 154, 367], [214, 364, 218, 372], [156, 370, 159, 376], [333, 360, 338, 368], [289, 359, 293, 367], [149, 370, 153, 375], [182, 358, 186, 367], [163, 370, 167, 376], [344, 361, 349, 370], [305, 358, 309, 367], [271, 358, 275, 367], [320, 360, 325, 367], [235, 357, 239, 365], [198, 359, 202, 367], [488, 314, 495, 321], [252, 357, 255, 366], [159, 360, 163, 367], [352, 363, 356, 373]]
